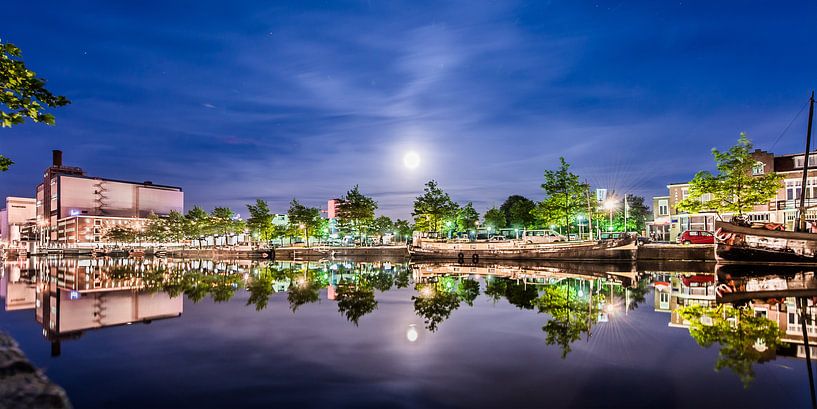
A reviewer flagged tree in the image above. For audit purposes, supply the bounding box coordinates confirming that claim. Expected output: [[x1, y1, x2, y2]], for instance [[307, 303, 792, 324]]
[[104, 225, 137, 244], [1, 39, 70, 170], [393, 219, 413, 243], [534, 158, 590, 234], [483, 207, 506, 230], [287, 199, 323, 246], [164, 210, 188, 244], [336, 185, 378, 239], [413, 281, 461, 332], [142, 212, 168, 243], [210, 207, 245, 243], [677, 133, 783, 217], [500, 195, 536, 228], [456, 202, 480, 231], [246, 199, 274, 243], [412, 180, 459, 233], [371, 215, 393, 243], [185, 206, 211, 247], [612, 194, 650, 232]]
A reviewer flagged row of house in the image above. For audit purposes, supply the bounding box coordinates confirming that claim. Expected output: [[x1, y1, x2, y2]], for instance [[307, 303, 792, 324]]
[[647, 148, 817, 241]]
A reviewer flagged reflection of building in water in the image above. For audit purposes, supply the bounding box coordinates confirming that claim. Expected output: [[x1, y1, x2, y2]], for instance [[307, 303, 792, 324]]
[[28, 257, 184, 356], [0, 261, 37, 311], [649, 272, 716, 327]]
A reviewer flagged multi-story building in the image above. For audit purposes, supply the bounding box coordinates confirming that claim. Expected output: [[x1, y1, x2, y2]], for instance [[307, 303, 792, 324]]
[[648, 148, 817, 240], [27, 150, 183, 247], [0, 196, 36, 249]]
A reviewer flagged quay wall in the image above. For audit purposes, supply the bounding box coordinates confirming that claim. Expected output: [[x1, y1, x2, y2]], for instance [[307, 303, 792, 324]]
[[636, 244, 714, 262]]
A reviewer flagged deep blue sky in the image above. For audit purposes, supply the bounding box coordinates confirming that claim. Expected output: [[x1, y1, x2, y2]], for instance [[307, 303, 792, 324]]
[[2, 1, 816, 218]]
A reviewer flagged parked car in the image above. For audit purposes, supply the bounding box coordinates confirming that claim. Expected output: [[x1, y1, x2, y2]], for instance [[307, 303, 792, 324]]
[[677, 230, 715, 245], [488, 235, 507, 242]]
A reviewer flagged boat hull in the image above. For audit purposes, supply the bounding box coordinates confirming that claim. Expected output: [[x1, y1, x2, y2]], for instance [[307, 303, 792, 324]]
[[715, 221, 817, 264], [409, 239, 635, 262]]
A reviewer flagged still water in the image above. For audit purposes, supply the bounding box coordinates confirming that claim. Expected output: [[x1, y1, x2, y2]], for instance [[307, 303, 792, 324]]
[[1, 257, 815, 408]]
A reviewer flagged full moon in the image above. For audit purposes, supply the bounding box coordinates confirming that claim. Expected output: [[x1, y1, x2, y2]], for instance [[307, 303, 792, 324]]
[[403, 151, 420, 169]]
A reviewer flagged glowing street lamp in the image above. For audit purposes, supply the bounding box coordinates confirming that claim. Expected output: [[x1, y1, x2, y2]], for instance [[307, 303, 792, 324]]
[[604, 199, 616, 232]]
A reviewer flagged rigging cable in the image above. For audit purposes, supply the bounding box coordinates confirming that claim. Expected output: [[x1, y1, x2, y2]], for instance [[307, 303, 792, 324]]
[[768, 99, 809, 151]]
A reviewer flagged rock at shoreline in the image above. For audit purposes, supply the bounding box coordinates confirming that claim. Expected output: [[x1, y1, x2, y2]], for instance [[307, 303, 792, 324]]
[[0, 332, 71, 409]]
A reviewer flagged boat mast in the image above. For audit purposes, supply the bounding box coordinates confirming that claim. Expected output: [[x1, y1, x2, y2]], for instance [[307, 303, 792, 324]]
[[798, 91, 815, 232]]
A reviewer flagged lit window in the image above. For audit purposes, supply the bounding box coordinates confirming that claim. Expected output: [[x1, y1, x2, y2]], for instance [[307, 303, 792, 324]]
[[752, 161, 765, 175]]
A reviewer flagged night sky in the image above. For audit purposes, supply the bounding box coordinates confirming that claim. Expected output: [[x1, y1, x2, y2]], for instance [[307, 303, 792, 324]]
[[2, 1, 816, 218]]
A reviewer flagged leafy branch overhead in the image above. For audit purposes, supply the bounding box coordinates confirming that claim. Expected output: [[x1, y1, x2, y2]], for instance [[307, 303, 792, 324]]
[[1, 39, 69, 127]]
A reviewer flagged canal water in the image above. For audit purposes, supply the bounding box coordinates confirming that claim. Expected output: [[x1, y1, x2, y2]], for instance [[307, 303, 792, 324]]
[[1, 257, 814, 408]]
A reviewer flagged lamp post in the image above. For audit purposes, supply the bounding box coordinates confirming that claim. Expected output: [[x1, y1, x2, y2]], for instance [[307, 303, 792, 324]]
[[604, 199, 616, 232], [577, 215, 585, 241]]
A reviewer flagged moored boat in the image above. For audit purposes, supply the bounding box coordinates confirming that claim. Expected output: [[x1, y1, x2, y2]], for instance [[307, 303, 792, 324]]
[[409, 236, 636, 262], [715, 220, 817, 264]]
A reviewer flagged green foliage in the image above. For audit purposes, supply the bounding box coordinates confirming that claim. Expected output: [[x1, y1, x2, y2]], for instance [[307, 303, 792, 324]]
[[104, 225, 138, 243], [677, 304, 783, 387], [371, 215, 394, 237], [335, 276, 378, 326], [456, 202, 480, 231], [483, 207, 507, 230], [1, 39, 70, 171], [246, 199, 274, 242], [246, 267, 275, 311], [336, 185, 378, 238], [500, 195, 536, 228], [413, 282, 461, 332], [611, 194, 650, 232], [210, 207, 245, 238], [0, 155, 12, 171], [393, 219, 413, 242], [534, 282, 600, 358], [185, 206, 211, 246], [412, 180, 459, 233], [484, 277, 538, 309], [287, 199, 323, 246], [534, 157, 591, 233], [676, 133, 783, 216]]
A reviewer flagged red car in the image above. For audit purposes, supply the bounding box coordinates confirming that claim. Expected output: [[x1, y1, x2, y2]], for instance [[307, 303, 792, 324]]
[[677, 230, 715, 245]]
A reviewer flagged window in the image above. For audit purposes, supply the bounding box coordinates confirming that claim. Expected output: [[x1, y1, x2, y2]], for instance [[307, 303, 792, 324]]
[[681, 188, 689, 200], [794, 156, 817, 168], [658, 199, 669, 216], [701, 232, 713, 237], [700, 193, 712, 203], [752, 161, 766, 175], [689, 231, 699, 236]]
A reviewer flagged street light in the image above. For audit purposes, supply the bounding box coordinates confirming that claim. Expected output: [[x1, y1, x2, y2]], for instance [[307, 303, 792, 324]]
[[577, 215, 585, 240], [604, 199, 616, 232]]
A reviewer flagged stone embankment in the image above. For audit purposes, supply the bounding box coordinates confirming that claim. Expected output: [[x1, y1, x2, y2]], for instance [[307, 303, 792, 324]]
[[0, 332, 71, 409]]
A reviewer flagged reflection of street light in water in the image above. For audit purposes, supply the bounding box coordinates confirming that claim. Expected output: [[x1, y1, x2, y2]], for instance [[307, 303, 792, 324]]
[[406, 324, 418, 342], [419, 286, 433, 298]]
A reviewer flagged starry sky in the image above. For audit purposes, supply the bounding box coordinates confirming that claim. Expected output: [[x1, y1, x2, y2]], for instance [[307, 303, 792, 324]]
[[2, 1, 816, 219]]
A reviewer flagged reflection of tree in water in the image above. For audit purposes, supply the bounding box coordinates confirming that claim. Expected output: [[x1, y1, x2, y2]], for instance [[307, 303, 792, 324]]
[[677, 304, 783, 387], [246, 267, 275, 311], [369, 270, 394, 292], [484, 277, 538, 309], [335, 275, 378, 326], [413, 276, 480, 331], [287, 268, 323, 312], [534, 282, 601, 359], [394, 268, 411, 289]]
